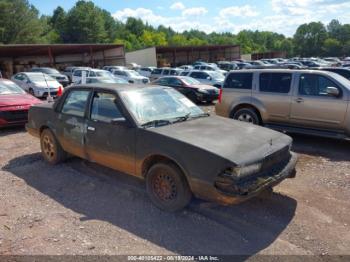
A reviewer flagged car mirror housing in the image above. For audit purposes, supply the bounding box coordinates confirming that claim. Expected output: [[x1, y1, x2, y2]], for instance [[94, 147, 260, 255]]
[[207, 76, 212, 80], [326, 86, 340, 97]]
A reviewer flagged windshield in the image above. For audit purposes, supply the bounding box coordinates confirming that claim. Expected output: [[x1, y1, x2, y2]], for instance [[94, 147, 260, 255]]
[[120, 87, 204, 125], [0, 81, 25, 95], [40, 68, 60, 74], [181, 77, 200, 85], [208, 71, 224, 79], [28, 74, 56, 82], [95, 71, 113, 78], [128, 70, 141, 77]]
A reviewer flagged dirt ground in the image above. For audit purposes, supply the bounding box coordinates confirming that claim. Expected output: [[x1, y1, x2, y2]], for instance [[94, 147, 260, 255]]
[[0, 104, 349, 257]]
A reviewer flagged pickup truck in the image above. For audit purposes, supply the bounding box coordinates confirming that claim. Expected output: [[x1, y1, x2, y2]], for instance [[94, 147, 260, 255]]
[[27, 84, 297, 212], [216, 69, 350, 140]]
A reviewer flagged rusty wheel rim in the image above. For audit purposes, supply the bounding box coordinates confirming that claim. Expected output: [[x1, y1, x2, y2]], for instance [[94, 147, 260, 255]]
[[152, 171, 177, 202], [42, 134, 55, 161]]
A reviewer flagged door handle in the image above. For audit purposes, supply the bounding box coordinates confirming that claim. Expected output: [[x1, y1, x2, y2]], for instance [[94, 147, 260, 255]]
[[87, 126, 95, 132], [295, 98, 304, 103]]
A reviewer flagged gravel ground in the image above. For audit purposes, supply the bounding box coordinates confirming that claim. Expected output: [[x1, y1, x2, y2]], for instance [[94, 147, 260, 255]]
[[0, 104, 349, 257]]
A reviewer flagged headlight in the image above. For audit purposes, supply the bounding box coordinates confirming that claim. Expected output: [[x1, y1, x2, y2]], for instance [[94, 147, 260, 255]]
[[198, 88, 209, 93], [232, 163, 262, 178]]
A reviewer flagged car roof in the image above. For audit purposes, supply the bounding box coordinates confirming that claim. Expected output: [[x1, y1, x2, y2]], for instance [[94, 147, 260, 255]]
[[22, 72, 48, 76], [69, 83, 166, 93]]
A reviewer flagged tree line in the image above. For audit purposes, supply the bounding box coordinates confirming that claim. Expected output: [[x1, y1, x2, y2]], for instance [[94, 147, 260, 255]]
[[0, 0, 350, 57]]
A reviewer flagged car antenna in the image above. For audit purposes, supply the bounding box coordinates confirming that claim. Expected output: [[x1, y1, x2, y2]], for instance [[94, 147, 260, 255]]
[[42, 72, 53, 103]]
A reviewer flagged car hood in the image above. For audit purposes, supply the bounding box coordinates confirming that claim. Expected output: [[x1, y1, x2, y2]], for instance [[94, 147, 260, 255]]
[[147, 116, 292, 165], [49, 73, 66, 78], [0, 93, 41, 107], [190, 84, 218, 90]]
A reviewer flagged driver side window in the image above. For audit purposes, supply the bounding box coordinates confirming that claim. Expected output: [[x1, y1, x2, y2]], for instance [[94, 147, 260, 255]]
[[90, 92, 124, 123], [299, 74, 341, 97]]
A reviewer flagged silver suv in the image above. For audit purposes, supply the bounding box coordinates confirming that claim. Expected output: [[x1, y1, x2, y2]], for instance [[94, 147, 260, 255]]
[[216, 69, 350, 139]]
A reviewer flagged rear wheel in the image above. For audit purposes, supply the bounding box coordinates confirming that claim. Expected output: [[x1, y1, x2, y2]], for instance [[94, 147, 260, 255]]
[[40, 129, 66, 165], [233, 108, 260, 125], [146, 163, 192, 212]]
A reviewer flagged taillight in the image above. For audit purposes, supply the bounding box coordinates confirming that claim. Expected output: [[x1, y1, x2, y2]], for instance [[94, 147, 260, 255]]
[[218, 88, 223, 103]]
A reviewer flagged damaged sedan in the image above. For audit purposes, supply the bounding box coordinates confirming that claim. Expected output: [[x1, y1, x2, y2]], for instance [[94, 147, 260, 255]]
[[26, 84, 297, 212]]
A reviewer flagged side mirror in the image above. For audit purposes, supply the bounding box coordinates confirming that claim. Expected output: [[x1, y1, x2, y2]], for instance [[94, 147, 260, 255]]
[[326, 86, 340, 97], [207, 76, 212, 80]]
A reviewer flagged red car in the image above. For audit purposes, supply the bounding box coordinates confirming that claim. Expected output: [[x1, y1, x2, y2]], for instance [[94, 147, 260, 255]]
[[0, 79, 42, 127], [153, 76, 220, 103]]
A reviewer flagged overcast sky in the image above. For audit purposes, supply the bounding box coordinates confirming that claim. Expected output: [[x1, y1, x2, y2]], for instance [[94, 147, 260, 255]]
[[30, 0, 350, 36]]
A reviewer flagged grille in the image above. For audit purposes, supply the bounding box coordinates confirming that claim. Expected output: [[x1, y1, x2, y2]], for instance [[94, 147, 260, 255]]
[[1, 110, 28, 122], [261, 145, 290, 172]]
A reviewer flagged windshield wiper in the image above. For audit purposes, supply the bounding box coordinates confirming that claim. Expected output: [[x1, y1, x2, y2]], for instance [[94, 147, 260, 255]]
[[141, 119, 172, 128], [172, 112, 191, 123]]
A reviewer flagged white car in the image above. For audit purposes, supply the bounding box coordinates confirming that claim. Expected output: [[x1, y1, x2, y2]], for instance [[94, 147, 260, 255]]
[[193, 64, 227, 75], [102, 65, 127, 72], [11, 72, 62, 98], [137, 67, 156, 77], [112, 69, 150, 84], [181, 70, 225, 88], [72, 69, 114, 84]]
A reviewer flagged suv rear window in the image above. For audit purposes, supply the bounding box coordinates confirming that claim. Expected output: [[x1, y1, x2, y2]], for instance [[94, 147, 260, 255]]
[[259, 73, 291, 93], [224, 73, 252, 89]]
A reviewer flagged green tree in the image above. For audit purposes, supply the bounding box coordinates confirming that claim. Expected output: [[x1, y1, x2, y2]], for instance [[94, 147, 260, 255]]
[[140, 30, 167, 47], [293, 22, 328, 56], [0, 0, 45, 44], [323, 38, 342, 56], [169, 34, 188, 46], [64, 0, 108, 43]]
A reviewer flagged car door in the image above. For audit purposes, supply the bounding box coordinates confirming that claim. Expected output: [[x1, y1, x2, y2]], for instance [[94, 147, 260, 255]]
[[72, 70, 82, 83], [13, 74, 27, 90], [168, 78, 188, 95], [85, 91, 136, 175], [290, 73, 348, 130], [55, 89, 91, 158], [253, 72, 293, 124]]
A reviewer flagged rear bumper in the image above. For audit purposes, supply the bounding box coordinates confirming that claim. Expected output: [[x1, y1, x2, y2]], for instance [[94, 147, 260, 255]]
[[191, 152, 298, 205]]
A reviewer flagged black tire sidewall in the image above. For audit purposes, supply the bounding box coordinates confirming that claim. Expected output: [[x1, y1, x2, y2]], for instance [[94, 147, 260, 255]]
[[233, 108, 260, 125], [146, 163, 192, 212]]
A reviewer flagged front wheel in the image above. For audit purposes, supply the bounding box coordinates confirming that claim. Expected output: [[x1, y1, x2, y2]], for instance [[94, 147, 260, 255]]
[[146, 163, 192, 212], [233, 108, 260, 125], [40, 129, 67, 165]]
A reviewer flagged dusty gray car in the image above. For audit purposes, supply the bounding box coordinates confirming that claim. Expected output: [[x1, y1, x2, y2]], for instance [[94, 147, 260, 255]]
[[216, 69, 350, 140], [26, 84, 297, 211]]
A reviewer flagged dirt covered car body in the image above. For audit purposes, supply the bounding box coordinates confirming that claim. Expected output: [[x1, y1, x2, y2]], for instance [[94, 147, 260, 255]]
[[26, 84, 297, 211]]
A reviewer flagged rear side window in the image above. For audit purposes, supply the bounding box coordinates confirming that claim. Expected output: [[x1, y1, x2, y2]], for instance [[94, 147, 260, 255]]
[[259, 73, 291, 93], [61, 90, 90, 117], [163, 69, 170, 75], [152, 69, 162, 74], [224, 73, 253, 89]]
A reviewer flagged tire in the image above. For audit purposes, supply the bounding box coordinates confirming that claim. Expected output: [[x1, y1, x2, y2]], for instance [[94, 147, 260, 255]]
[[233, 108, 260, 125], [40, 129, 67, 165], [146, 162, 192, 212]]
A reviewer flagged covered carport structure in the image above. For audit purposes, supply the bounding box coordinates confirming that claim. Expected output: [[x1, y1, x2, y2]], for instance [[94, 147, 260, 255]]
[[0, 44, 125, 78]]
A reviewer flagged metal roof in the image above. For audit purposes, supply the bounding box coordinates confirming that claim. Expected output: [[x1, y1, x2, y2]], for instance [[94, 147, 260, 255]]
[[156, 45, 240, 53], [0, 44, 124, 58]]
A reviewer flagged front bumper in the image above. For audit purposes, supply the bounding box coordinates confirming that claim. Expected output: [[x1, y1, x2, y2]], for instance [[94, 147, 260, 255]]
[[190, 152, 298, 205], [196, 92, 219, 102], [0, 110, 29, 127]]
